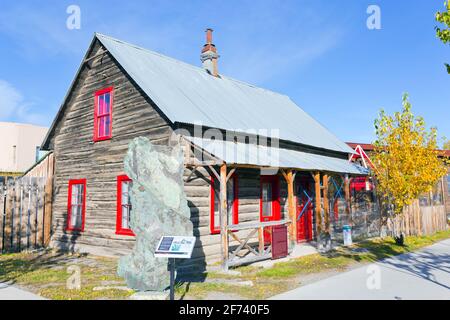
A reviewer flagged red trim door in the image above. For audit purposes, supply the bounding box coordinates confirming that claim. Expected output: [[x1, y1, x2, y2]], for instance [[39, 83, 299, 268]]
[[296, 178, 313, 242], [260, 175, 280, 243]]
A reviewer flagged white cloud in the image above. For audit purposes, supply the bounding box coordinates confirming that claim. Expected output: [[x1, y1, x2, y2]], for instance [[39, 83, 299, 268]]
[[0, 80, 23, 119], [0, 80, 47, 125]]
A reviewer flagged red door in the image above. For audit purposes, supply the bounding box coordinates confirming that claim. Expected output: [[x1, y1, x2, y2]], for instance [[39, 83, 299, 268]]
[[260, 175, 280, 244], [296, 179, 313, 242]]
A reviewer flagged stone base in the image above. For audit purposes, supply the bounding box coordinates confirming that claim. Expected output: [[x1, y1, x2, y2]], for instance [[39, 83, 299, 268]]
[[130, 291, 169, 300]]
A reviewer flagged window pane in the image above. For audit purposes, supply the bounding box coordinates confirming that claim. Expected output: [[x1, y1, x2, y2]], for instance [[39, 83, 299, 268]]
[[262, 183, 272, 217], [104, 93, 110, 113], [122, 205, 129, 229], [71, 205, 82, 228], [98, 95, 105, 115], [77, 185, 83, 204], [214, 183, 220, 229], [98, 117, 105, 137], [72, 186, 79, 205], [75, 206, 82, 228], [105, 115, 111, 136], [120, 181, 132, 231], [71, 184, 83, 206], [70, 205, 78, 226]]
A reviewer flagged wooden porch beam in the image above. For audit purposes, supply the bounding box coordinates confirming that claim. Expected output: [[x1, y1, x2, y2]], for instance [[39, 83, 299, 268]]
[[314, 172, 322, 236], [220, 164, 229, 271], [208, 165, 220, 181], [344, 174, 352, 224], [284, 170, 297, 244], [323, 174, 330, 234], [226, 168, 236, 182]]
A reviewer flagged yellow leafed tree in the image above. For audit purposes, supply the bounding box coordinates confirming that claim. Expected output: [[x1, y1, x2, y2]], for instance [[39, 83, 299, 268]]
[[372, 94, 447, 218]]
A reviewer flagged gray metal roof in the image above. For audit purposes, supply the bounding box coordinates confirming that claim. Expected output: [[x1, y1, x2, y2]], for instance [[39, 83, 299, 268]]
[[96, 33, 354, 154], [185, 136, 367, 175]]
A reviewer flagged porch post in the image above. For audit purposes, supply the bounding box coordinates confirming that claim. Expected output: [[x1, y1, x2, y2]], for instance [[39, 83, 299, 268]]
[[344, 174, 352, 224], [314, 172, 322, 236], [323, 174, 330, 233], [286, 170, 296, 245], [220, 164, 229, 271]]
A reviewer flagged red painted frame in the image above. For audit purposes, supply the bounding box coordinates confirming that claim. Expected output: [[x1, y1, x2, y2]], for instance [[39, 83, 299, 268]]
[[259, 175, 281, 221], [93, 87, 114, 142], [259, 175, 281, 222], [210, 174, 239, 234], [260, 175, 281, 244], [116, 175, 135, 236], [66, 179, 87, 232]]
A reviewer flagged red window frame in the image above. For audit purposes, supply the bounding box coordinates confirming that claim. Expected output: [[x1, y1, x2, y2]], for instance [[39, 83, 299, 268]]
[[116, 175, 135, 236], [259, 175, 281, 222], [93, 87, 114, 142], [66, 179, 87, 232], [210, 174, 239, 234]]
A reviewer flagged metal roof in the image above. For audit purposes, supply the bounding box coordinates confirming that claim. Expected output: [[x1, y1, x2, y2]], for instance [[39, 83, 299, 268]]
[[96, 33, 354, 154], [185, 136, 367, 175]]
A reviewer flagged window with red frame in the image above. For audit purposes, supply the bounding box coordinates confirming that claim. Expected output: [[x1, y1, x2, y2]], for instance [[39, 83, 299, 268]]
[[116, 175, 134, 236], [67, 179, 86, 232], [94, 87, 113, 141], [210, 174, 238, 234]]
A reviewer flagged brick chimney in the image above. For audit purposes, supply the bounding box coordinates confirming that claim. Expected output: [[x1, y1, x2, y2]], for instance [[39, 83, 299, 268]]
[[200, 28, 219, 76]]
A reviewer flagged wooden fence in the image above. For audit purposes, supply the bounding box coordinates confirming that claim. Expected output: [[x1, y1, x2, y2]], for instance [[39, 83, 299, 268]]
[[389, 200, 448, 237], [0, 153, 54, 253]]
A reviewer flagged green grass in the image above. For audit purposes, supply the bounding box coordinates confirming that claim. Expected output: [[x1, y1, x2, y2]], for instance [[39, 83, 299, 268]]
[[177, 229, 450, 299], [0, 250, 134, 300], [256, 254, 351, 278], [1, 230, 449, 300]]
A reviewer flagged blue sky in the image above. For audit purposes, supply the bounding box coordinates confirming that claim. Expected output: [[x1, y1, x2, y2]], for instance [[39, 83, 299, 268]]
[[0, 0, 449, 145]]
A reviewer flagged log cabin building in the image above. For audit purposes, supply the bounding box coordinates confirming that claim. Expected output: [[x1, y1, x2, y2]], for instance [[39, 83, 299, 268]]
[[41, 30, 367, 269]]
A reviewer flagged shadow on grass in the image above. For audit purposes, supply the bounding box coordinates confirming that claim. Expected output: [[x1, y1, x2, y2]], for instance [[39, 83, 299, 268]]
[[0, 250, 87, 287]]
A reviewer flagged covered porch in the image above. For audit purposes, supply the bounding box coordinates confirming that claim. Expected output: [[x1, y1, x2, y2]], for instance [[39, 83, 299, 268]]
[[183, 136, 368, 271]]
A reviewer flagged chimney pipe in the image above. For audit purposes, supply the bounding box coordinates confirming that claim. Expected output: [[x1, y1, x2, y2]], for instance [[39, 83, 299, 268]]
[[200, 28, 219, 76]]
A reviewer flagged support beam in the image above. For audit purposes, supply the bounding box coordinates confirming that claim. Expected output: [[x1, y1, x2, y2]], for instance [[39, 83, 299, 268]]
[[220, 164, 229, 271], [314, 172, 322, 237], [285, 170, 296, 244], [323, 174, 330, 234], [344, 174, 352, 224]]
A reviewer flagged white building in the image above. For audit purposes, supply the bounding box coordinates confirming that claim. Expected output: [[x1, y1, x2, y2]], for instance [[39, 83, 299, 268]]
[[0, 122, 48, 178]]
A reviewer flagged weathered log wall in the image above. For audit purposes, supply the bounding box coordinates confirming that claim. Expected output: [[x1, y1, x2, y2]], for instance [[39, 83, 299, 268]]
[[48, 40, 173, 256], [45, 39, 288, 265]]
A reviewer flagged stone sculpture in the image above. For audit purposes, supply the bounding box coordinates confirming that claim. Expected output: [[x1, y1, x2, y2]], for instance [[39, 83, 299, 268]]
[[117, 137, 193, 292]]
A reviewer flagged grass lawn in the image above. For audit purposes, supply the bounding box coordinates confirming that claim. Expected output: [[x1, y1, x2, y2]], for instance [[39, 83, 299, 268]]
[[0, 251, 134, 300], [1, 230, 449, 300], [175, 229, 450, 299]]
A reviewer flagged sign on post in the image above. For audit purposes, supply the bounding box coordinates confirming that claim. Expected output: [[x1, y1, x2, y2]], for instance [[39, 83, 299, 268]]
[[154, 236, 196, 301], [154, 236, 196, 259]]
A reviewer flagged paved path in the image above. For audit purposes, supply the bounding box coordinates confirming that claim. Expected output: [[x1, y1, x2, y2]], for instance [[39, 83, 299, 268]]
[[0, 283, 45, 300], [271, 239, 450, 300]]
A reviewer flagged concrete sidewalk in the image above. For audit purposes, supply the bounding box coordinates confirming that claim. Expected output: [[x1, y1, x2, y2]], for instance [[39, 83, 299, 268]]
[[271, 239, 450, 300], [0, 283, 45, 300]]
